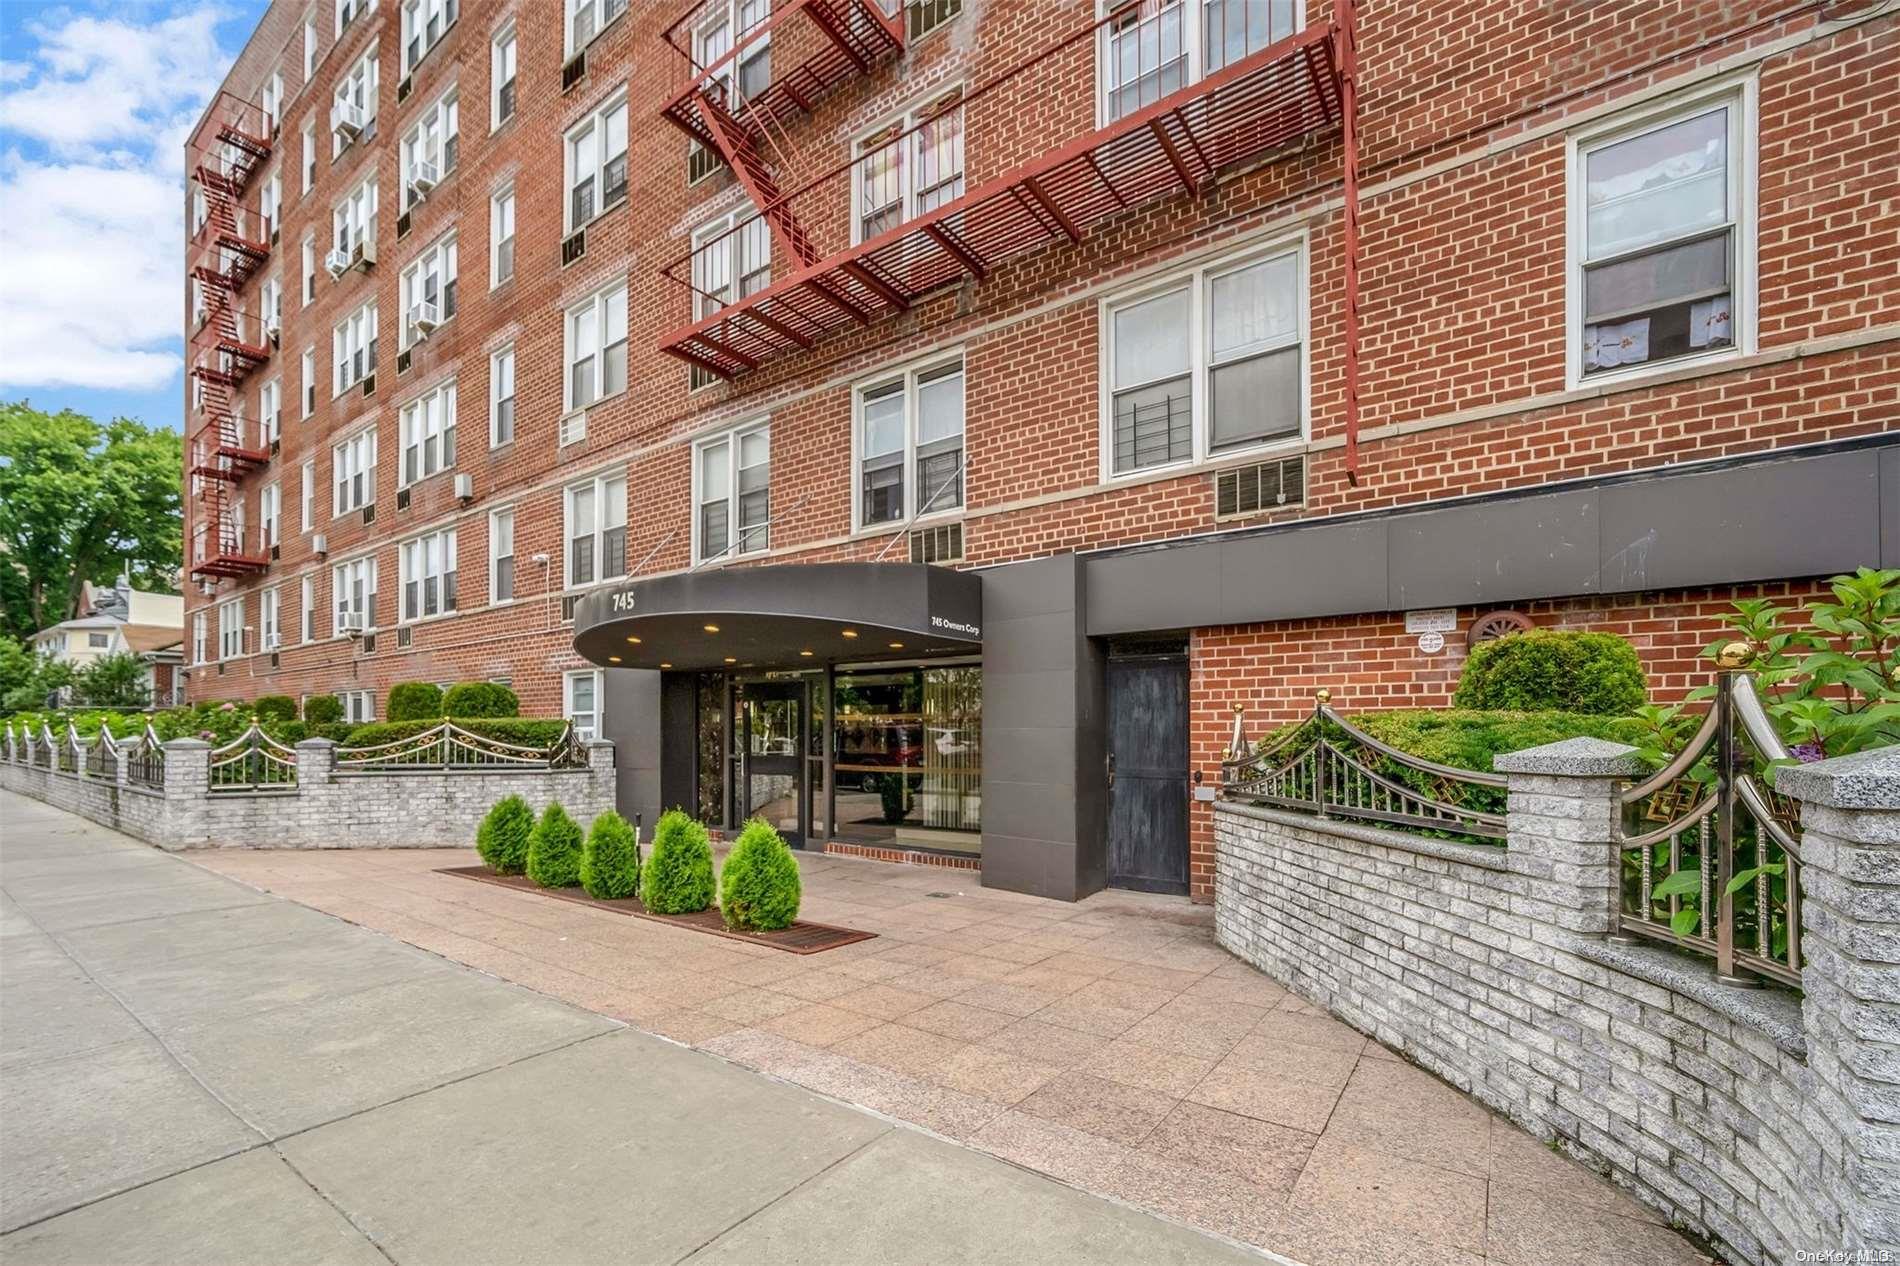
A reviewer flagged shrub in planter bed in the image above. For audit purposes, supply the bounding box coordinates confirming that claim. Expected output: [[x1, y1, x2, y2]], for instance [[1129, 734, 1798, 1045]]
[[641, 809, 715, 914], [443, 681, 520, 718], [253, 695, 298, 724], [527, 802, 584, 888], [386, 681, 444, 722], [1452, 629, 1646, 715], [477, 795, 535, 875], [302, 694, 344, 725], [581, 810, 641, 899], [719, 818, 802, 932]]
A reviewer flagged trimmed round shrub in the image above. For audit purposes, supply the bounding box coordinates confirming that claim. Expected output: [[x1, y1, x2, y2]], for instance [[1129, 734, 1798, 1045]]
[[386, 681, 444, 722], [526, 802, 584, 888], [302, 694, 344, 725], [719, 818, 802, 932], [580, 810, 641, 899], [476, 794, 535, 875], [443, 681, 520, 718], [253, 695, 298, 724], [1452, 630, 1647, 716], [641, 808, 715, 914]]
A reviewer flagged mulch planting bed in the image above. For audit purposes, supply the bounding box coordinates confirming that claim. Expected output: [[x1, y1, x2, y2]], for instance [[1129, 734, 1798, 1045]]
[[437, 866, 877, 955]]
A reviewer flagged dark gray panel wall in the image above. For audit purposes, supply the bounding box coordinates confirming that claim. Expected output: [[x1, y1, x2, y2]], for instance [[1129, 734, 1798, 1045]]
[[1882, 446, 1900, 568], [1387, 491, 1597, 608], [979, 554, 1105, 902], [601, 668, 663, 837]]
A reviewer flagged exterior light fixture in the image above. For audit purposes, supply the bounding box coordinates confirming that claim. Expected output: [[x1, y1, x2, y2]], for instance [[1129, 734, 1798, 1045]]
[[840, 629, 858, 639], [723, 656, 737, 664], [659, 662, 673, 669], [626, 635, 642, 644], [608, 656, 622, 664], [799, 649, 814, 657], [703, 623, 721, 633], [888, 642, 904, 649]]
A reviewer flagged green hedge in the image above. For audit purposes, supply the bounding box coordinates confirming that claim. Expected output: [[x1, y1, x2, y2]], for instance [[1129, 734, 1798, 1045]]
[[477, 795, 535, 875], [254, 695, 298, 724], [386, 681, 444, 722], [581, 810, 641, 899], [1347, 708, 1640, 774], [302, 695, 344, 725], [442, 682, 519, 718], [1452, 629, 1647, 715], [642, 809, 715, 914], [719, 818, 801, 931], [527, 802, 584, 888]]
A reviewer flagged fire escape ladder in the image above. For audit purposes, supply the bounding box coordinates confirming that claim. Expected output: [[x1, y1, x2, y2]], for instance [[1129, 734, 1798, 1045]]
[[694, 88, 819, 268]]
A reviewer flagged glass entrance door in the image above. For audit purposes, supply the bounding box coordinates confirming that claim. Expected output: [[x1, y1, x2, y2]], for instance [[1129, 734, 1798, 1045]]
[[739, 680, 806, 848]]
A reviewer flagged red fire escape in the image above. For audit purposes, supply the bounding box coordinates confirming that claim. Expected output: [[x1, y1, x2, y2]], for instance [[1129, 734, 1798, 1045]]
[[185, 91, 274, 582], [658, 0, 1366, 480]]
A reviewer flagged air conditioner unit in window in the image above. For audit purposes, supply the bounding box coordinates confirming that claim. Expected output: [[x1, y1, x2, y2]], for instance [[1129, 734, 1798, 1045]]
[[397, 75, 414, 104], [558, 410, 587, 447], [351, 239, 377, 270], [396, 210, 412, 240], [453, 473, 473, 501], [361, 502, 376, 525], [330, 101, 365, 141], [339, 611, 366, 634], [407, 300, 440, 339], [325, 247, 351, 278], [561, 228, 586, 267], [263, 632, 281, 650], [561, 49, 586, 93], [396, 487, 411, 511], [409, 160, 438, 200], [312, 533, 328, 557]]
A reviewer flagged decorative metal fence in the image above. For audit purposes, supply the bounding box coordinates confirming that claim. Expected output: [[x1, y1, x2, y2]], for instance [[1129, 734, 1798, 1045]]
[[54, 725, 81, 776], [84, 729, 118, 778], [1219, 691, 1507, 843], [1613, 663, 1803, 988], [334, 720, 584, 772], [124, 724, 166, 791], [208, 723, 298, 793]]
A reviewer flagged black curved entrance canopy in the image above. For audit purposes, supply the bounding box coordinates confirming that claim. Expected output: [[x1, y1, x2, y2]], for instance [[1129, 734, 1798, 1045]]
[[571, 562, 983, 672]]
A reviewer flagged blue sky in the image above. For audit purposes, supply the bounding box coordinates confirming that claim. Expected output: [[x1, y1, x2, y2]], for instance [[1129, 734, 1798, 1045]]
[[0, 1, 271, 433]]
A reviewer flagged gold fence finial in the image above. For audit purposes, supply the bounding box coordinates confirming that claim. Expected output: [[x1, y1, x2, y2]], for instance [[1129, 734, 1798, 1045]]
[[1226, 702, 1248, 760], [1715, 641, 1755, 670], [1315, 687, 1332, 704]]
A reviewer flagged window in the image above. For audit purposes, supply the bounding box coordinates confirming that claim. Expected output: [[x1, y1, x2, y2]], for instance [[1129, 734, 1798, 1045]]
[[333, 44, 379, 155], [564, 670, 601, 741], [333, 301, 378, 394], [490, 345, 515, 446], [218, 597, 244, 660], [261, 481, 281, 548], [401, 90, 459, 208], [302, 117, 317, 192], [337, 0, 376, 37], [332, 556, 377, 634], [399, 232, 458, 345], [691, 205, 770, 318], [1103, 242, 1305, 475], [567, 0, 629, 55], [400, 527, 459, 620], [695, 422, 770, 563], [192, 612, 209, 664], [301, 461, 315, 531], [339, 689, 375, 722], [333, 426, 377, 514], [259, 378, 281, 446], [261, 587, 281, 648], [261, 72, 284, 135], [401, 0, 458, 73], [301, 348, 316, 416], [191, 186, 208, 237], [565, 473, 627, 587], [300, 575, 316, 642], [333, 176, 378, 257], [853, 88, 963, 243], [261, 172, 282, 240], [564, 281, 628, 410], [1571, 88, 1751, 383], [855, 356, 964, 528], [1099, 0, 1299, 124], [565, 92, 628, 230], [694, 1, 771, 107], [489, 506, 515, 602], [492, 25, 517, 128], [87, 631, 110, 650], [260, 276, 283, 341], [879, 0, 963, 41], [490, 185, 515, 286], [399, 379, 457, 485], [302, 234, 317, 304]]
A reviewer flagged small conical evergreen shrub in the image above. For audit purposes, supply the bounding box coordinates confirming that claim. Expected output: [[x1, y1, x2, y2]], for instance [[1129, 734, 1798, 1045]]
[[476, 795, 534, 875], [640, 808, 715, 914], [526, 801, 584, 888], [580, 810, 641, 900], [719, 818, 802, 932]]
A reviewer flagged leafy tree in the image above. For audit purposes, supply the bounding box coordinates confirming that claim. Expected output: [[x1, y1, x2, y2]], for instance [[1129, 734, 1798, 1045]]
[[0, 639, 74, 714], [71, 652, 151, 708], [0, 402, 182, 643]]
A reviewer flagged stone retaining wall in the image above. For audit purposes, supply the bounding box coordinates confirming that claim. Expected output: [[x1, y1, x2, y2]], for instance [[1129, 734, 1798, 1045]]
[[0, 737, 617, 851], [1214, 741, 1898, 1265]]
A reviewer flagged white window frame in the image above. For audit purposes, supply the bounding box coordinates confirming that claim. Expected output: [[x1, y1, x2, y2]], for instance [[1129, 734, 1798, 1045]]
[[563, 280, 629, 412], [336, 0, 377, 38], [851, 84, 965, 246], [333, 175, 378, 257], [1563, 76, 1757, 392], [339, 689, 375, 722], [333, 300, 378, 395], [1095, 0, 1305, 127], [399, 527, 459, 623], [399, 231, 458, 348], [490, 344, 516, 447], [400, 88, 459, 209], [218, 596, 245, 660], [491, 23, 517, 130], [690, 203, 770, 320], [302, 116, 317, 192], [692, 420, 771, 565], [261, 587, 281, 649], [300, 575, 317, 643], [563, 89, 629, 232], [332, 555, 378, 636], [301, 233, 317, 305], [332, 424, 378, 515], [488, 505, 516, 604], [398, 378, 458, 487], [258, 377, 282, 446], [566, 0, 630, 58], [301, 460, 315, 531], [333, 43, 379, 156], [1097, 235, 1310, 482], [261, 71, 284, 135], [563, 472, 628, 589], [301, 347, 317, 417], [851, 351, 967, 532], [192, 611, 209, 665], [401, 0, 459, 74], [490, 184, 516, 287], [261, 480, 281, 548], [564, 669, 603, 741]]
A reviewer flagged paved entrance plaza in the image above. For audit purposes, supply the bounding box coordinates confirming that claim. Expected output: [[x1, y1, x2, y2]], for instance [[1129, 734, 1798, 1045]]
[[2, 789, 1709, 1263]]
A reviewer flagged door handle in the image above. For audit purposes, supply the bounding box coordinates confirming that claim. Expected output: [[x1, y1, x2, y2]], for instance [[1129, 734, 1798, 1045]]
[[1106, 751, 1115, 789]]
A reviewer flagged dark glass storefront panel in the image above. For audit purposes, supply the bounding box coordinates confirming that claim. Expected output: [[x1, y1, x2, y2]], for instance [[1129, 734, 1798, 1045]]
[[694, 673, 725, 824], [833, 665, 980, 854]]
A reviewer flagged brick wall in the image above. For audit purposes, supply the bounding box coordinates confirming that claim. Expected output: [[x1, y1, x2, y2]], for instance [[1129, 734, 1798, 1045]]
[[182, 1, 1897, 733]]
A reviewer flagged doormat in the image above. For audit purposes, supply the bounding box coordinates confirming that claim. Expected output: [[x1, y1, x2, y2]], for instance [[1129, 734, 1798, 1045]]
[[436, 866, 878, 955]]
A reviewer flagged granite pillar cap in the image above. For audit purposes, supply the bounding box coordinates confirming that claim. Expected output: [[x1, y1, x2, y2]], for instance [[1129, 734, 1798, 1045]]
[[294, 737, 339, 749], [1493, 736, 1644, 777], [1774, 746, 1900, 810], [160, 738, 211, 750]]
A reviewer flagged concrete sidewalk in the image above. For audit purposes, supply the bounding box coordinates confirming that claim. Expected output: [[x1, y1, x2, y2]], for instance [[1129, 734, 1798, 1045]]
[[0, 790, 1265, 1265]]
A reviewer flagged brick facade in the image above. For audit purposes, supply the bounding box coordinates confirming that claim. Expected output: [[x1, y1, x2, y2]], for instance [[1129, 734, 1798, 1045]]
[[184, 1, 1895, 886]]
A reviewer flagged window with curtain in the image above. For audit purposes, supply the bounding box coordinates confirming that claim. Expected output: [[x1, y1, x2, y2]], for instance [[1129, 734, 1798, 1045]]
[[696, 424, 770, 563], [1110, 287, 1192, 472], [1207, 252, 1300, 451]]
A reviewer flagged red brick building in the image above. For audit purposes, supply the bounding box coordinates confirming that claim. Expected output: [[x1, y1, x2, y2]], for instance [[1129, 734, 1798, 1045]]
[[183, 0, 1897, 899]]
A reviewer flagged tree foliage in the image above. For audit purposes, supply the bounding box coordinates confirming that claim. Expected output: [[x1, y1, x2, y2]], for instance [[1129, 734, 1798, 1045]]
[[526, 801, 584, 888], [0, 638, 74, 713], [719, 818, 802, 931], [72, 652, 151, 708], [1452, 629, 1647, 716], [477, 795, 535, 875], [580, 810, 641, 900], [641, 809, 715, 914], [0, 403, 182, 642]]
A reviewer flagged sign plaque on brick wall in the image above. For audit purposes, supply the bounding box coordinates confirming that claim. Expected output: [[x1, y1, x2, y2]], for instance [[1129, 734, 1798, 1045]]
[[1404, 608, 1457, 634]]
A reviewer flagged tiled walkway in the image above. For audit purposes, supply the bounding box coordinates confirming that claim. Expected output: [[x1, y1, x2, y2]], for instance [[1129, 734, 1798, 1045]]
[[191, 846, 1710, 1266]]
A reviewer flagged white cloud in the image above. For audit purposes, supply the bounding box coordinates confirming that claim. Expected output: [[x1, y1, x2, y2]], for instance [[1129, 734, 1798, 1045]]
[[0, 5, 236, 394]]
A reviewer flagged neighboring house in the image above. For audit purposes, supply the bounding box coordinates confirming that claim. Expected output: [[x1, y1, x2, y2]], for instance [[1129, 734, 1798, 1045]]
[[29, 578, 186, 706]]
